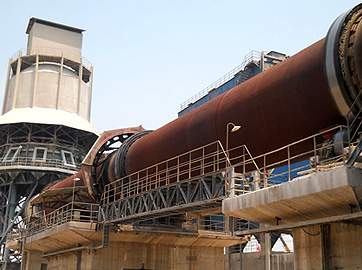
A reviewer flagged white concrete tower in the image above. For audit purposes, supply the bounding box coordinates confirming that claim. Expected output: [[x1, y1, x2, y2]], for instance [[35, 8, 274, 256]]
[[0, 18, 99, 267], [1, 17, 96, 127]]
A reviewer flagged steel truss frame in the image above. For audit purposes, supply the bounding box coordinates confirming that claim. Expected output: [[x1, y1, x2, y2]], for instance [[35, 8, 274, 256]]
[[0, 122, 97, 265], [0, 123, 96, 152], [100, 170, 231, 224]]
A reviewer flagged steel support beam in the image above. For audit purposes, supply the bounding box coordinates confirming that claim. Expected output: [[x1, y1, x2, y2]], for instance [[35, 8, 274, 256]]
[[235, 211, 362, 236]]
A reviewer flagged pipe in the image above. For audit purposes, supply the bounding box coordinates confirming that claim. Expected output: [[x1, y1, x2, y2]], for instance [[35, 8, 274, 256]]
[[41, 235, 106, 258], [106, 4, 362, 181], [38, 4, 362, 198], [41, 246, 89, 258]]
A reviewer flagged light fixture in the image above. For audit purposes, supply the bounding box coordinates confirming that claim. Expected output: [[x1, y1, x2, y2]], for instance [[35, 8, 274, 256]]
[[231, 125, 241, 133], [226, 122, 242, 158]]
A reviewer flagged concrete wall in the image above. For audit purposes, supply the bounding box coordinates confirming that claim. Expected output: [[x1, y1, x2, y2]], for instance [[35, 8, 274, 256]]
[[228, 252, 294, 270], [4, 64, 91, 121], [294, 223, 362, 270], [45, 242, 224, 270], [27, 23, 82, 62]]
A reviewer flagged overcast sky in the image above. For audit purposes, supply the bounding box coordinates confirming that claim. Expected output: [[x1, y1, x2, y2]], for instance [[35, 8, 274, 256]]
[[0, 0, 361, 132]]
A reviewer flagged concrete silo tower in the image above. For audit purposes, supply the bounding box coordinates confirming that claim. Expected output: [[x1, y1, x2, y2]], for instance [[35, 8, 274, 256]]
[[0, 18, 98, 263]]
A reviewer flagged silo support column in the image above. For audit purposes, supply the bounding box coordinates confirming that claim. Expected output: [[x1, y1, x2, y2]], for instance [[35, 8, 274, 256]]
[[259, 226, 271, 270], [3, 183, 17, 262]]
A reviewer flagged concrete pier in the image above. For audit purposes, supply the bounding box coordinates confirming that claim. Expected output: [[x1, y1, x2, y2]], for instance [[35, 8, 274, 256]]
[[293, 223, 362, 269]]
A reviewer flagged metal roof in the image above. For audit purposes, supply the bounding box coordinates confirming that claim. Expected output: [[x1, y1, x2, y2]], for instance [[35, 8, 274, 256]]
[[26, 17, 85, 34], [0, 108, 99, 135]]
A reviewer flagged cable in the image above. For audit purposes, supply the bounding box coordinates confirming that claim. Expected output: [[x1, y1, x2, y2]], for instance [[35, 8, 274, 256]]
[[301, 227, 320, 236]]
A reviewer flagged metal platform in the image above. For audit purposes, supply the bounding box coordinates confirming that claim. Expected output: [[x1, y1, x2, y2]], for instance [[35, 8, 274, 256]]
[[223, 166, 362, 226]]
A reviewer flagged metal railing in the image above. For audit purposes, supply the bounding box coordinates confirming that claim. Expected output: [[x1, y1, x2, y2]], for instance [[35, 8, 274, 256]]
[[102, 141, 230, 204], [235, 219, 253, 232], [180, 50, 261, 111], [227, 125, 348, 196], [137, 214, 232, 234], [0, 156, 80, 172], [7, 126, 353, 240], [199, 214, 228, 233], [103, 125, 349, 206], [10, 49, 25, 62], [8, 202, 98, 241], [0, 142, 82, 172], [198, 215, 254, 234], [10, 48, 92, 70]]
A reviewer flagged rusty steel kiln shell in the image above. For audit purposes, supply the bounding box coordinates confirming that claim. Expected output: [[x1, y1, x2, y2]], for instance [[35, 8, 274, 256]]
[[124, 39, 340, 175], [117, 5, 362, 179], [43, 4, 362, 199]]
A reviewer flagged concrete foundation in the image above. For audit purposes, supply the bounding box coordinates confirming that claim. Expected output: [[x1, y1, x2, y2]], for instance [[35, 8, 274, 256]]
[[42, 242, 224, 270], [293, 223, 362, 270], [9, 221, 244, 270]]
